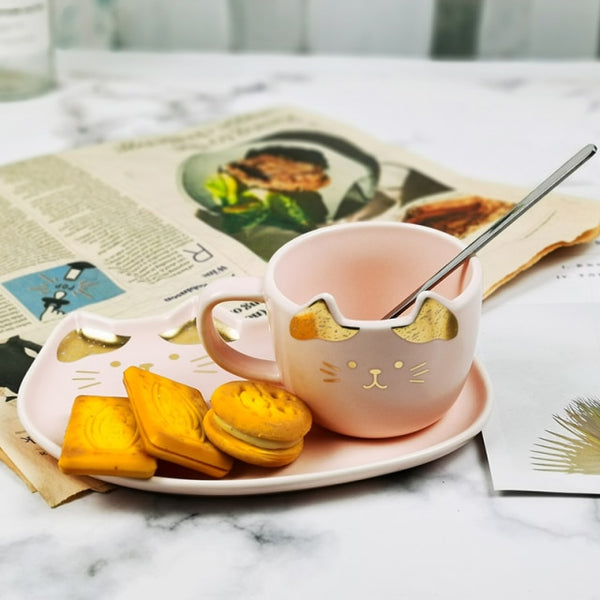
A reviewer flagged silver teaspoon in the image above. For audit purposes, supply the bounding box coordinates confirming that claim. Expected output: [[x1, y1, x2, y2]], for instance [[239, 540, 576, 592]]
[[383, 143, 597, 319]]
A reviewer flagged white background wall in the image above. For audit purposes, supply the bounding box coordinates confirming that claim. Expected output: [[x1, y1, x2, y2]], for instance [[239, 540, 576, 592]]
[[53, 0, 600, 59]]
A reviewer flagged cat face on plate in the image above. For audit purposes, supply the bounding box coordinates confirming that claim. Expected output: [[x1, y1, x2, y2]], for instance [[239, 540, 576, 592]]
[[55, 318, 228, 398]]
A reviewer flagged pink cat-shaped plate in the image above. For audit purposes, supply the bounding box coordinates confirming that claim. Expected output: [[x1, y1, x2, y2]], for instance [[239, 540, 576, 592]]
[[18, 296, 493, 496]]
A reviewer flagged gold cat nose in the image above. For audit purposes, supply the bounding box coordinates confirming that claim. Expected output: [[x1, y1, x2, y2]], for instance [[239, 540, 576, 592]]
[[363, 369, 388, 390]]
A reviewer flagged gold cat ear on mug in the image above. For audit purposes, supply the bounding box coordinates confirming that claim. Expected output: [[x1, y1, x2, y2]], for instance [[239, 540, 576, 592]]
[[289, 299, 359, 342], [391, 297, 458, 343], [289, 296, 458, 344]]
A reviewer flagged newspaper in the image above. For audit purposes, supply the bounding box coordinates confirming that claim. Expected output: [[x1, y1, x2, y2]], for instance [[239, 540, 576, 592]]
[[1, 106, 599, 505]]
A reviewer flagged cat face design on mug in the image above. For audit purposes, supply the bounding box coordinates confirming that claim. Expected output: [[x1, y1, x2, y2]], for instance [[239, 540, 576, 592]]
[[289, 298, 458, 392], [319, 356, 430, 391]]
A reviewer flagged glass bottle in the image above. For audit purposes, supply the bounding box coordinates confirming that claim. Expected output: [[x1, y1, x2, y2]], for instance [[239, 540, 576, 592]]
[[0, 0, 54, 101]]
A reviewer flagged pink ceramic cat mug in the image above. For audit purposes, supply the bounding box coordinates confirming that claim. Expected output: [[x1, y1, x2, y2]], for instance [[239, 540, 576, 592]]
[[197, 222, 482, 438]]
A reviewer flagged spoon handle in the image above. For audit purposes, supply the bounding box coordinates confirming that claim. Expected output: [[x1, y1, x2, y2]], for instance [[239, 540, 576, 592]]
[[383, 143, 598, 319]]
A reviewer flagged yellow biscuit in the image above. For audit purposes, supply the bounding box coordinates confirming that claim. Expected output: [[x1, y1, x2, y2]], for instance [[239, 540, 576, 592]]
[[58, 395, 157, 479], [203, 410, 305, 467], [123, 366, 233, 478], [204, 380, 312, 467]]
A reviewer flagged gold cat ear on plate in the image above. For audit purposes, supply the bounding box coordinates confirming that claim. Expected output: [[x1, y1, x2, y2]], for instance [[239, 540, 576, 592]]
[[56, 329, 131, 363], [391, 297, 458, 343], [289, 299, 359, 342]]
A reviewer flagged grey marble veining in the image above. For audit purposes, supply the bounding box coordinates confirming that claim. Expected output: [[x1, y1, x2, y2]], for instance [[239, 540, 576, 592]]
[[2, 50, 600, 599], [1, 438, 599, 598]]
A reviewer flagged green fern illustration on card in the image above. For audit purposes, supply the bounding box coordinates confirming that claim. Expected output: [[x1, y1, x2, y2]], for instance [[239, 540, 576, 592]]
[[531, 397, 600, 474]]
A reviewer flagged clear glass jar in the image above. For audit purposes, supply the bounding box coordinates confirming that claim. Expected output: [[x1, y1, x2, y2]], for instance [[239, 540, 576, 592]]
[[0, 0, 55, 101]]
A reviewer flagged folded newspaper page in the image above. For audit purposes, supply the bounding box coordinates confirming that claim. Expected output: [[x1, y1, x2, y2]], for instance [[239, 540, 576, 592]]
[[480, 237, 600, 494], [1, 107, 599, 505]]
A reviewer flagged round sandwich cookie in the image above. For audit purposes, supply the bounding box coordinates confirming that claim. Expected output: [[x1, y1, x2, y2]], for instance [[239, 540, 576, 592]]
[[204, 380, 312, 467]]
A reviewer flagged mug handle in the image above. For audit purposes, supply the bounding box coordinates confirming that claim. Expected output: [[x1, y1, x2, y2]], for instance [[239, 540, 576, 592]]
[[197, 276, 281, 383]]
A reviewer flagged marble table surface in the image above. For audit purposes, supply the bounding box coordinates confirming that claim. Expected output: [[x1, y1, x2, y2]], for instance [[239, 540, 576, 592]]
[[2, 50, 600, 599]]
